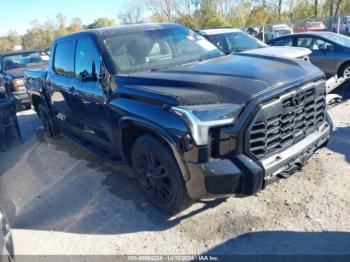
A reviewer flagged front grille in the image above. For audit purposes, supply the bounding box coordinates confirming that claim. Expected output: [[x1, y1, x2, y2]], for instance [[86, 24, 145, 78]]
[[248, 80, 326, 159]]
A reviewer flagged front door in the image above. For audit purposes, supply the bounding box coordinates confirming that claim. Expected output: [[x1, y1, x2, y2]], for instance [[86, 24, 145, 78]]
[[70, 36, 114, 150], [296, 36, 336, 77]]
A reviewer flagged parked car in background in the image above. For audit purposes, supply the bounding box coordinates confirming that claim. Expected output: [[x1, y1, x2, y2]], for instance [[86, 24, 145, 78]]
[[199, 28, 311, 61], [244, 27, 261, 38], [0, 207, 14, 262], [268, 32, 350, 79], [264, 24, 294, 41], [303, 21, 327, 32], [25, 23, 331, 214], [0, 50, 49, 111], [332, 16, 350, 35]]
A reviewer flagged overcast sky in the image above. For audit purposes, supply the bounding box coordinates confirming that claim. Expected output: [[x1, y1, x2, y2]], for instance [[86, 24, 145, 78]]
[[0, 0, 126, 36]]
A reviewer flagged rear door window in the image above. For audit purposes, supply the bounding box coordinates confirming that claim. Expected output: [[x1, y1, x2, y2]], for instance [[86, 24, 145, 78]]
[[312, 38, 335, 51], [296, 37, 314, 49], [53, 40, 75, 77]]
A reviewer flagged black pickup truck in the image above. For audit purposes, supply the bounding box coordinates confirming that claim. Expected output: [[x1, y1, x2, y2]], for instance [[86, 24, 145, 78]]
[[0, 50, 49, 111], [25, 23, 332, 214]]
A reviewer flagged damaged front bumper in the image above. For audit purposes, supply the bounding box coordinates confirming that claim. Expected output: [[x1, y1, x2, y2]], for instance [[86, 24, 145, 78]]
[[183, 116, 332, 200]]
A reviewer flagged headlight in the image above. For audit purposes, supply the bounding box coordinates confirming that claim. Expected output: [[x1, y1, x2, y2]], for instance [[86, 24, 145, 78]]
[[0, 85, 5, 93], [170, 103, 241, 146], [12, 78, 25, 91]]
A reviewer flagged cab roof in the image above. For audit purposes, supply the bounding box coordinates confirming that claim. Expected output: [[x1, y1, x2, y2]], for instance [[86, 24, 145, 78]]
[[54, 23, 186, 42]]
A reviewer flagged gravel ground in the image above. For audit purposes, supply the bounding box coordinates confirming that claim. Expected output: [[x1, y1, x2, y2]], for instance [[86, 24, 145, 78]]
[[0, 85, 349, 256]]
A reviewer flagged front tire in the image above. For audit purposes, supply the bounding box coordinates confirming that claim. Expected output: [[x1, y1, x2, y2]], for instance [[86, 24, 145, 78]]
[[37, 103, 59, 138], [131, 135, 190, 215], [15, 101, 23, 112]]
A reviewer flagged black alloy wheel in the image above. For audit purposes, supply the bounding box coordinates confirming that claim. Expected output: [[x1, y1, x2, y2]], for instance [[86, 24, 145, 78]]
[[131, 135, 190, 215]]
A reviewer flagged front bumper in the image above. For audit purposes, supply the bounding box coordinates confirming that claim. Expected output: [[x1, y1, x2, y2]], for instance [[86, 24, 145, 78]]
[[184, 117, 332, 199]]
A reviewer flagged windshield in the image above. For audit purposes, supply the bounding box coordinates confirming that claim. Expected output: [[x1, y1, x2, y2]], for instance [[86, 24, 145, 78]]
[[206, 31, 267, 53], [2, 51, 49, 71], [323, 33, 350, 47], [104, 27, 224, 74]]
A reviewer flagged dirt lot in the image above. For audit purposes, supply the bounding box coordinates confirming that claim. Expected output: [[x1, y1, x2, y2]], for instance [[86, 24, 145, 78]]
[[0, 85, 349, 256]]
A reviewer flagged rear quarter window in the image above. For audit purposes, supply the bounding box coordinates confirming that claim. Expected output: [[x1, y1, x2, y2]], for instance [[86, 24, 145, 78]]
[[53, 40, 75, 77]]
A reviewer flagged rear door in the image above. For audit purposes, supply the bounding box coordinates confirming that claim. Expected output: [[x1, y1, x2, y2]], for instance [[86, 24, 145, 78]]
[[70, 36, 114, 149], [48, 40, 77, 130], [295, 36, 336, 77]]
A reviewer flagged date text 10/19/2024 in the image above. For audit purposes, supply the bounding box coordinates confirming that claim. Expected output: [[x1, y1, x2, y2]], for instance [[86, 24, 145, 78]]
[[127, 255, 220, 261]]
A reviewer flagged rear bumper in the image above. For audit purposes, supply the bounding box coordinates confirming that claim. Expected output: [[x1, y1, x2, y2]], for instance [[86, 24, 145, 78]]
[[184, 116, 332, 199]]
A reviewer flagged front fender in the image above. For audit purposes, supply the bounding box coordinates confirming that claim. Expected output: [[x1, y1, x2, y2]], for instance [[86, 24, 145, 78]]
[[118, 116, 191, 181]]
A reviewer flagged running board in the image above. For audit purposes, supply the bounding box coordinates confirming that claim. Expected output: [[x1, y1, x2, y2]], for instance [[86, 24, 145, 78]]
[[61, 129, 125, 165]]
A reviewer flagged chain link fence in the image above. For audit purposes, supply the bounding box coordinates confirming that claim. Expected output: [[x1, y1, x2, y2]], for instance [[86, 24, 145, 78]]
[[243, 15, 350, 42]]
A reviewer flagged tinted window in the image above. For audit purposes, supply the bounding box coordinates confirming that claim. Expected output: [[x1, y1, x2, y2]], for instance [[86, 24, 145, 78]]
[[75, 37, 101, 81], [270, 37, 293, 46], [297, 37, 334, 51], [54, 40, 75, 77]]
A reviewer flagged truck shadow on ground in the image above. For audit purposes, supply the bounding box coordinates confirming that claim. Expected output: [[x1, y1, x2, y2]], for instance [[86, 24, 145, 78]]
[[2, 121, 226, 235], [331, 80, 350, 100], [203, 231, 350, 258], [327, 126, 350, 165]]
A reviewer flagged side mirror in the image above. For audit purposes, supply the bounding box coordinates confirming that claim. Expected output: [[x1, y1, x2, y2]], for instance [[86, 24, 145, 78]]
[[98, 62, 112, 96], [318, 43, 327, 51]]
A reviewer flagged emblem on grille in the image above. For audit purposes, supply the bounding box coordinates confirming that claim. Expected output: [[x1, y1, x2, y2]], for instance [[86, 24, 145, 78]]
[[293, 90, 306, 106]]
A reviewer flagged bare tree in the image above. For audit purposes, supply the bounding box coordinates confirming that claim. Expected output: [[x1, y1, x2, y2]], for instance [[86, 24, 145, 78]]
[[118, 5, 145, 24], [334, 0, 343, 15], [314, 0, 318, 17], [278, 0, 283, 18], [329, 0, 334, 16], [148, 0, 176, 22]]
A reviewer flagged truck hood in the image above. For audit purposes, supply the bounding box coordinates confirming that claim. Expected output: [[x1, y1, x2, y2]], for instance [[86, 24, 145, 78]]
[[4, 63, 48, 79], [243, 46, 311, 59], [117, 53, 323, 106]]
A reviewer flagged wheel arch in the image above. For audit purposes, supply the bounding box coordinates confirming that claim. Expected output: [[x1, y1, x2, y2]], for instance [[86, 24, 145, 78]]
[[118, 117, 190, 181], [31, 93, 45, 112], [337, 60, 350, 77], [30, 90, 52, 114]]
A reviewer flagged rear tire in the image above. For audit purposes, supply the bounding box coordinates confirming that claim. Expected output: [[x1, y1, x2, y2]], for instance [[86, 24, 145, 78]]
[[131, 135, 190, 215], [37, 103, 59, 138]]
